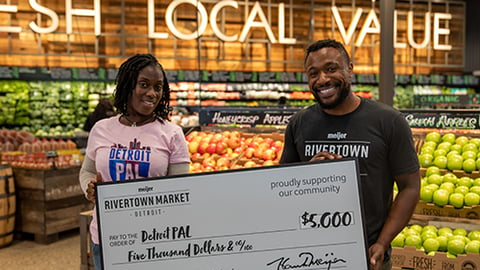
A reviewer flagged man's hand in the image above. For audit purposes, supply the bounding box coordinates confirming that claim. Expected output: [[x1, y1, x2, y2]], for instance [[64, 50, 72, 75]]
[[310, 151, 343, 161], [369, 243, 386, 270]]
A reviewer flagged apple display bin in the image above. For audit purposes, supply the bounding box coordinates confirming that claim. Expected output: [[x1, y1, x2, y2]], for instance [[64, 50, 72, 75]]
[[12, 166, 92, 244]]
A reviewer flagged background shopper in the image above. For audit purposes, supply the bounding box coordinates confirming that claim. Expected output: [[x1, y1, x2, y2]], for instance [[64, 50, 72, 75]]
[[83, 98, 116, 132]]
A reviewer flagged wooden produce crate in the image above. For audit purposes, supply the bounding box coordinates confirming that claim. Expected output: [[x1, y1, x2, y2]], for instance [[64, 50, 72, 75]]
[[391, 246, 480, 270], [13, 166, 92, 244], [414, 200, 480, 220]]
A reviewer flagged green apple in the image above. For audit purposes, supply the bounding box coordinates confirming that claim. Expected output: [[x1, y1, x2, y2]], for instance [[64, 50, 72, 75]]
[[457, 177, 473, 188], [437, 141, 452, 151], [420, 186, 435, 203], [433, 189, 450, 207], [427, 174, 443, 186], [462, 143, 478, 153], [470, 186, 480, 195], [447, 238, 465, 255], [436, 235, 448, 252], [464, 192, 480, 206], [455, 185, 470, 195], [462, 151, 477, 160], [423, 238, 440, 253], [453, 228, 467, 236], [450, 144, 463, 154], [418, 154, 434, 168], [465, 240, 480, 254], [391, 233, 405, 247], [405, 234, 423, 249], [442, 173, 458, 184], [447, 150, 461, 158], [422, 225, 438, 234], [440, 182, 455, 194], [469, 138, 480, 146], [473, 178, 480, 186], [468, 230, 480, 241], [425, 166, 441, 177], [425, 131, 442, 144], [421, 230, 438, 242], [409, 224, 423, 234], [423, 141, 438, 149], [441, 133, 456, 144], [448, 192, 464, 208], [433, 156, 448, 169], [476, 158, 480, 172], [426, 184, 440, 191], [433, 148, 447, 157], [447, 154, 463, 171], [463, 159, 477, 173], [446, 252, 457, 258], [455, 136, 470, 146], [438, 227, 453, 237], [421, 146, 436, 155]]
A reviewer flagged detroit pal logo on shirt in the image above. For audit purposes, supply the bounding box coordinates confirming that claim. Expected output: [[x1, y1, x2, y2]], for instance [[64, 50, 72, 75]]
[[109, 138, 151, 181]]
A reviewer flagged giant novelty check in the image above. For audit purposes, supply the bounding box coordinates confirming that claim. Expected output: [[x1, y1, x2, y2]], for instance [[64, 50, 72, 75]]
[[96, 158, 369, 270]]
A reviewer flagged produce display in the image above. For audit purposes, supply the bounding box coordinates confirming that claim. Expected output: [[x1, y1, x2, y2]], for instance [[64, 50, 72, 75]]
[[0, 80, 30, 126], [1, 80, 110, 137], [391, 223, 480, 257], [418, 131, 480, 173], [186, 130, 283, 173], [420, 166, 480, 208], [0, 128, 82, 169]]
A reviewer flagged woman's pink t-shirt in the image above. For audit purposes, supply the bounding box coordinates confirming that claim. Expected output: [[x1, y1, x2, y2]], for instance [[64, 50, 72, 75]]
[[86, 115, 190, 244]]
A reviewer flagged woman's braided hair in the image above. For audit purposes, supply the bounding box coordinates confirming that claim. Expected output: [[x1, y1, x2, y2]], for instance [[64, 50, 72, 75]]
[[113, 53, 171, 120]]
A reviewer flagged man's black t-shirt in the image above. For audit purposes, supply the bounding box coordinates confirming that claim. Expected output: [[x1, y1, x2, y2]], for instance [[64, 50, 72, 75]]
[[280, 98, 419, 247]]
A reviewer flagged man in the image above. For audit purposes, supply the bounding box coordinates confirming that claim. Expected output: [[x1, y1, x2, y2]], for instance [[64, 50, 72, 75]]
[[280, 39, 420, 270]]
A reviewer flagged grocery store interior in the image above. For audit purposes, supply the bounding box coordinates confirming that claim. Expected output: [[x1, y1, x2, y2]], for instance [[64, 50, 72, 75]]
[[1, 0, 480, 269]]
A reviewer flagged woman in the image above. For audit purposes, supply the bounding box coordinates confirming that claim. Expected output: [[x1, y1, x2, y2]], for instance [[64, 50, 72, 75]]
[[79, 54, 191, 269]]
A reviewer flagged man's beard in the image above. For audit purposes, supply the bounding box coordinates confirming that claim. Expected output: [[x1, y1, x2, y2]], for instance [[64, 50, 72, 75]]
[[314, 83, 351, 109]]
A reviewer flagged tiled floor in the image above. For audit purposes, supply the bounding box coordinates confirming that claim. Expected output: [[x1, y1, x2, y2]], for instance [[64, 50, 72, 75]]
[[0, 230, 80, 270]]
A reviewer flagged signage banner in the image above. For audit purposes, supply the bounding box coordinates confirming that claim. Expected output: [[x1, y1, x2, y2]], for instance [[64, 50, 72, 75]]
[[401, 110, 480, 130], [95, 159, 369, 270], [198, 109, 297, 126]]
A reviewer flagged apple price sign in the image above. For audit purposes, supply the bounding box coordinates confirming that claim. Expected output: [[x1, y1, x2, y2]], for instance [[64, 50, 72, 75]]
[[95, 158, 369, 270]]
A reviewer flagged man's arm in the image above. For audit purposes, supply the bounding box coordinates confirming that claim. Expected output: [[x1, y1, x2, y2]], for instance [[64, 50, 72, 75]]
[[369, 170, 420, 269]]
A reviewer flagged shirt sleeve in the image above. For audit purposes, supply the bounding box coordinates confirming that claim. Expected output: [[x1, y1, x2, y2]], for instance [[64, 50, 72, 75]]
[[169, 126, 191, 164]]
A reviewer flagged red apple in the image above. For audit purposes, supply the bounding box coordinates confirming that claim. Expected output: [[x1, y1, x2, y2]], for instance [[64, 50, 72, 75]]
[[244, 147, 256, 159], [202, 157, 217, 168], [215, 141, 227, 155], [263, 137, 274, 146], [185, 131, 199, 142], [263, 160, 275, 166], [262, 148, 276, 161], [188, 141, 199, 154], [244, 160, 257, 168], [226, 137, 241, 149], [206, 143, 217, 154], [216, 157, 231, 169], [272, 140, 284, 151], [197, 141, 209, 154]]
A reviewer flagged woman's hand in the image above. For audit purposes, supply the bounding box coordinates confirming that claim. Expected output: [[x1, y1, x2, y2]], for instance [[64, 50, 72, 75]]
[[310, 151, 342, 161], [87, 172, 103, 203]]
